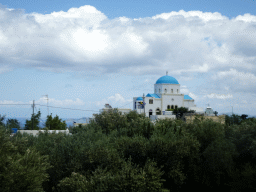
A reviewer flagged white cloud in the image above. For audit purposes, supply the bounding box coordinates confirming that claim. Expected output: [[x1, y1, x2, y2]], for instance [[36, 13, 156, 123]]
[[180, 86, 189, 94], [1, 5, 256, 107], [206, 93, 233, 99], [0, 100, 26, 105], [96, 93, 132, 108], [0, 97, 85, 108], [153, 10, 227, 22], [217, 68, 256, 82], [0, 5, 255, 77], [234, 14, 256, 23], [189, 92, 198, 100], [37, 97, 85, 106]]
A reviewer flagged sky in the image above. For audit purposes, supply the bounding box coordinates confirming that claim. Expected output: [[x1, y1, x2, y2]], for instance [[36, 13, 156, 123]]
[[0, 0, 256, 120]]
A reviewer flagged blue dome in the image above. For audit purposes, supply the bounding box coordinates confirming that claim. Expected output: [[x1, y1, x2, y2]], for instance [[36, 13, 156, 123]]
[[156, 75, 179, 84], [136, 97, 143, 101]]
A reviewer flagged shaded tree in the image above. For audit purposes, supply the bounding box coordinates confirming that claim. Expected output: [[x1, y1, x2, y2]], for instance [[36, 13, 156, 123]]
[[25, 111, 41, 130], [44, 114, 67, 130], [241, 114, 248, 120], [173, 107, 189, 119], [0, 126, 51, 192], [6, 118, 20, 129], [0, 114, 5, 127]]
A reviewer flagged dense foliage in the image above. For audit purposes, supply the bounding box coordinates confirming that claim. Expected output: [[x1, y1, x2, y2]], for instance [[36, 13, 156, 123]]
[[6, 118, 20, 129], [1, 111, 256, 191], [25, 111, 41, 130], [44, 113, 67, 130]]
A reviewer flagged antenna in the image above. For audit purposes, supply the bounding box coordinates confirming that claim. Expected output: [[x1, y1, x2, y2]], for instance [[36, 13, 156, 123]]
[[42, 94, 49, 116]]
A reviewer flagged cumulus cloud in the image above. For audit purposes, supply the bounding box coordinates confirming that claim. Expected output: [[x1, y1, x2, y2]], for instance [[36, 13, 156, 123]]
[[37, 97, 85, 106], [0, 5, 255, 76], [0, 100, 27, 105], [0, 97, 85, 108], [206, 93, 233, 99], [1, 4, 256, 110], [214, 68, 256, 92], [96, 93, 132, 108]]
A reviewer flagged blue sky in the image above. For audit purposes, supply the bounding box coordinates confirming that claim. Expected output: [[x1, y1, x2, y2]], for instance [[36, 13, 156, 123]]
[[0, 0, 256, 120]]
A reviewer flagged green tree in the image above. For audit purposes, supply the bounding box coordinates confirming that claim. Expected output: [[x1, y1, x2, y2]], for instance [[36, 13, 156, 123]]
[[0, 126, 51, 192], [241, 114, 248, 120], [25, 111, 41, 130], [0, 114, 5, 127], [173, 107, 189, 119], [6, 118, 20, 129], [214, 111, 218, 116], [44, 114, 67, 130], [225, 114, 242, 125]]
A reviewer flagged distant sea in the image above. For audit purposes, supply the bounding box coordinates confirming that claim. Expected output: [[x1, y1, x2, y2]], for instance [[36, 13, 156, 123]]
[[4, 117, 90, 129]]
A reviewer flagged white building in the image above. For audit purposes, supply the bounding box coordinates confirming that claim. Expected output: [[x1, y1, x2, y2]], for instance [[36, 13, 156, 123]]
[[100, 104, 132, 115], [205, 106, 215, 116], [133, 73, 203, 118]]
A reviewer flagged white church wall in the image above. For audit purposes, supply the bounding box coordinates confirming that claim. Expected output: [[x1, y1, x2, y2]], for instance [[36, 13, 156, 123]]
[[161, 94, 184, 110], [145, 97, 162, 116]]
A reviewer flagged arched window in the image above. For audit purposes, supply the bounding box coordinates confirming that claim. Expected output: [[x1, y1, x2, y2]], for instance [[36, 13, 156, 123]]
[[165, 88, 167, 93], [175, 105, 178, 109], [156, 108, 161, 115], [171, 89, 173, 93], [159, 89, 160, 93], [167, 105, 170, 109], [177, 89, 179, 93], [171, 105, 174, 109]]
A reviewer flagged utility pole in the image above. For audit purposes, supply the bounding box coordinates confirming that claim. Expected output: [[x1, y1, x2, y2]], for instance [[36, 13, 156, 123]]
[[32, 100, 35, 130]]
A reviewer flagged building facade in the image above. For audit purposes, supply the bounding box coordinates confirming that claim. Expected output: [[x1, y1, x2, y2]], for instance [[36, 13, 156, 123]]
[[100, 104, 132, 115], [133, 73, 201, 117]]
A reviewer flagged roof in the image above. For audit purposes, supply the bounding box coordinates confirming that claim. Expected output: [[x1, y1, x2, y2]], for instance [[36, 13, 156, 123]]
[[136, 97, 143, 101], [146, 93, 161, 98], [184, 95, 193, 100], [156, 75, 179, 84]]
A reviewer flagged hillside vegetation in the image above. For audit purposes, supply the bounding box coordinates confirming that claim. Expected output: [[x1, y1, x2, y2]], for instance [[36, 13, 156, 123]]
[[1, 110, 256, 191]]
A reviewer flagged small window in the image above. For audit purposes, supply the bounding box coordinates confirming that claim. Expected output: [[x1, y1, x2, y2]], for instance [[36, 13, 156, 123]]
[[167, 105, 170, 109], [171, 89, 173, 93], [175, 105, 178, 109], [149, 99, 153, 104], [165, 88, 167, 93], [159, 89, 160, 93], [177, 89, 179, 93], [171, 105, 174, 109]]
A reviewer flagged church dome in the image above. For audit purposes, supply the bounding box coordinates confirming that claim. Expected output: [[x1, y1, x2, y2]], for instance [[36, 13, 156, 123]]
[[156, 75, 179, 84], [136, 97, 143, 101]]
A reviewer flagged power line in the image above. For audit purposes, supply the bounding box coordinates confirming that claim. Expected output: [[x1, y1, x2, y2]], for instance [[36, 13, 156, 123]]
[[0, 103, 100, 113], [36, 104, 100, 112]]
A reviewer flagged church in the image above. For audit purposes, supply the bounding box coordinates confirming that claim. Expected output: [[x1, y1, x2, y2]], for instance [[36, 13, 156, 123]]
[[133, 73, 202, 117]]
